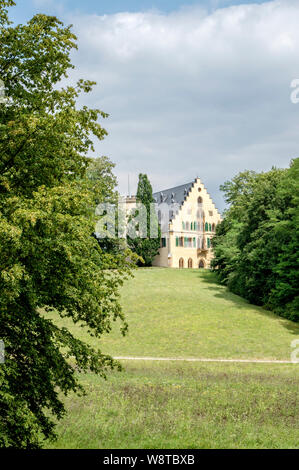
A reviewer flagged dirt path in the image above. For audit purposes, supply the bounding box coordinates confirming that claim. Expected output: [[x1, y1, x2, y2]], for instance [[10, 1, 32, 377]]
[[114, 356, 294, 364]]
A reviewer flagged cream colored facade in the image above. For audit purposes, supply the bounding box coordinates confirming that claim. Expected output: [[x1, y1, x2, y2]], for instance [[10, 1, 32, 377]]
[[122, 177, 221, 269], [153, 177, 222, 268]]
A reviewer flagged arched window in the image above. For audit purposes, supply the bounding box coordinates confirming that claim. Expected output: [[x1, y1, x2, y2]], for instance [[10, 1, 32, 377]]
[[191, 222, 193, 230], [212, 223, 215, 232], [194, 221, 197, 230], [186, 221, 190, 230], [197, 196, 203, 204], [205, 222, 208, 231], [199, 259, 205, 268], [207, 238, 211, 248], [179, 258, 184, 269], [209, 223, 212, 232], [188, 258, 193, 268]]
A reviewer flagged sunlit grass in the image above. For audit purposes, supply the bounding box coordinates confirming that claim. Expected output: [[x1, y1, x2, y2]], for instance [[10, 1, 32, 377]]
[[44, 268, 299, 449], [48, 361, 299, 449], [45, 268, 299, 360]]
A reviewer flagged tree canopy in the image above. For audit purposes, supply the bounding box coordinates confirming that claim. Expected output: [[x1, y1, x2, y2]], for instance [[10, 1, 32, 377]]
[[0, 0, 136, 447], [211, 159, 299, 322]]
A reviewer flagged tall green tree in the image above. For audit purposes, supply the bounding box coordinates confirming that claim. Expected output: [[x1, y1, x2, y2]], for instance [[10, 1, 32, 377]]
[[211, 161, 298, 322], [127, 173, 161, 266], [0, 0, 136, 448]]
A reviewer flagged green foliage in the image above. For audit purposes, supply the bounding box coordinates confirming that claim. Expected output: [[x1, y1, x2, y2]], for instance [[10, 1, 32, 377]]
[[0, 1, 136, 448], [211, 160, 299, 322], [127, 173, 161, 266]]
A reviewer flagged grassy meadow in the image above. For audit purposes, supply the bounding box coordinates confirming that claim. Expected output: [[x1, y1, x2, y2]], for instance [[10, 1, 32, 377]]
[[44, 268, 299, 449], [48, 361, 299, 449]]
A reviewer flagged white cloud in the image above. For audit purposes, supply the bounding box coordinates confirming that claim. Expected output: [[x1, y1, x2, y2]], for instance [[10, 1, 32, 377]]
[[65, 0, 299, 211]]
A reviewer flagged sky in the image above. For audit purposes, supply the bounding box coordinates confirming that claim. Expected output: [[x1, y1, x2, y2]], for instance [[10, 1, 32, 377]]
[[9, 0, 299, 212]]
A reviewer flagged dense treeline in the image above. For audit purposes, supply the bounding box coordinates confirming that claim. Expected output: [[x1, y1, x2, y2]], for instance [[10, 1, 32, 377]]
[[211, 158, 299, 322]]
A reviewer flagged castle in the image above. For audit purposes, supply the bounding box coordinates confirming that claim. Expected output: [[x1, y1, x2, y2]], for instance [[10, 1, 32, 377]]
[[125, 177, 222, 269]]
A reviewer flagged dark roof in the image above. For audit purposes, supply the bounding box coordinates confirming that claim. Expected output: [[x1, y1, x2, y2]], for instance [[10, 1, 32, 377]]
[[153, 180, 194, 207]]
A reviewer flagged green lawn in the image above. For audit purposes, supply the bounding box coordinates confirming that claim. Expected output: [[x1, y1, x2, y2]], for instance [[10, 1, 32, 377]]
[[44, 268, 299, 449], [46, 268, 299, 360], [48, 361, 299, 449]]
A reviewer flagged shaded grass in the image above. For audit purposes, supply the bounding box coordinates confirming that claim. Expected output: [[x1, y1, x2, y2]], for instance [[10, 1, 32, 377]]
[[47, 361, 299, 449], [45, 268, 299, 360]]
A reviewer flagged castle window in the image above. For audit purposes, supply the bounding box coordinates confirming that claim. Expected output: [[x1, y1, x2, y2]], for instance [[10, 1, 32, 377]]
[[188, 258, 193, 268], [179, 258, 184, 268], [176, 237, 179, 247], [205, 222, 208, 231], [207, 238, 211, 248], [209, 223, 212, 232], [212, 223, 215, 232], [161, 237, 166, 248], [182, 221, 185, 230], [198, 187, 202, 192], [191, 222, 193, 230], [209, 210, 213, 216], [193, 237, 196, 247], [186, 221, 190, 230], [197, 196, 203, 204]]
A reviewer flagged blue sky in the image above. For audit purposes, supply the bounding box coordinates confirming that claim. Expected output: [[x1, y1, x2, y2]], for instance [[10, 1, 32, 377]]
[[11, 1, 273, 22], [8, 1, 299, 211]]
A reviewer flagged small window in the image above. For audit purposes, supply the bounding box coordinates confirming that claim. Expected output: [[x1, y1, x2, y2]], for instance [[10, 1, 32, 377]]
[[207, 238, 211, 248], [209, 223, 212, 232], [205, 222, 208, 231], [161, 237, 166, 248], [198, 187, 202, 192], [197, 196, 203, 204], [176, 237, 179, 247], [186, 222, 190, 230], [209, 210, 213, 216], [182, 221, 185, 230]]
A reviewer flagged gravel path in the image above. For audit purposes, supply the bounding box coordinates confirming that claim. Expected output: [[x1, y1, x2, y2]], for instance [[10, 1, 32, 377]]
[[114, 356, 294, 364]]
